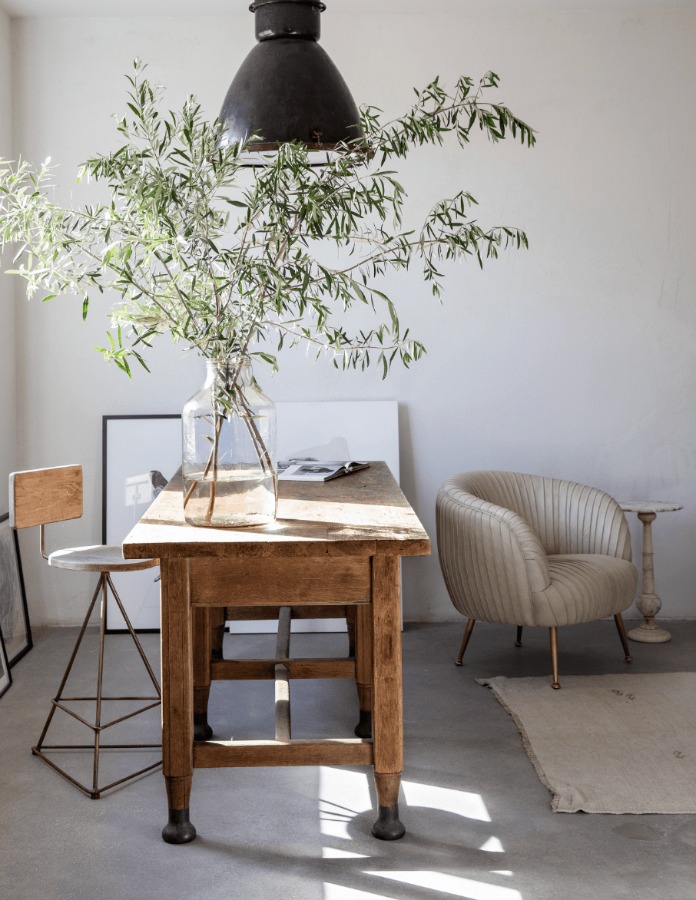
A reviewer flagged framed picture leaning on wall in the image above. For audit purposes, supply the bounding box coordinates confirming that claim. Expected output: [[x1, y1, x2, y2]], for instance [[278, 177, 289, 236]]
[[102, 414, 182, 633], [0, 627, 11, 698], [0, 513, 32, 667]]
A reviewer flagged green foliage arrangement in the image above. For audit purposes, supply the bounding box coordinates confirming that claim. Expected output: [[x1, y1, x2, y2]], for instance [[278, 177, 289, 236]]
[[0, 61, 535, 380]]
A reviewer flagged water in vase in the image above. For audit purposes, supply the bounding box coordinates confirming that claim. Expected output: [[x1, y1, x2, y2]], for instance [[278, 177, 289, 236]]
[[182, 466, 276, 527], [181, 358, 277, 528]]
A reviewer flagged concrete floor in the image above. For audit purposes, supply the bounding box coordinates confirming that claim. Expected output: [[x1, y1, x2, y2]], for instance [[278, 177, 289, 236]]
[[1, 619, 695, 900]]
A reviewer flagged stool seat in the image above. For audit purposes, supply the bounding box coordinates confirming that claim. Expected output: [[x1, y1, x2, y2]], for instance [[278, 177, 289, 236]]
[[48, 545, 158, 573]]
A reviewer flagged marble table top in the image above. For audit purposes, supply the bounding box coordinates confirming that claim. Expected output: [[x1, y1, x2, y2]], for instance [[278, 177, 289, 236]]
[[619, 501, 683, 514]]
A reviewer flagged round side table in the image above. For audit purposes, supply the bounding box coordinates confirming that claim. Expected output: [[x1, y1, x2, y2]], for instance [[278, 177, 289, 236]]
[[619, 501, 683, 643]]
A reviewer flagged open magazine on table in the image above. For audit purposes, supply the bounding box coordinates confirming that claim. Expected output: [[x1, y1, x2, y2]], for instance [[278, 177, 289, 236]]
[[277, 460, 370, 482]]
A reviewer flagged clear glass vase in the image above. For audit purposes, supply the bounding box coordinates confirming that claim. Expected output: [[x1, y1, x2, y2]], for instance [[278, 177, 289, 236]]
[[181, 358, 277, 527]]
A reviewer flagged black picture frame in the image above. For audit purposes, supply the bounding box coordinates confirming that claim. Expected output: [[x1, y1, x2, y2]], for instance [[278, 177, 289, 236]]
[[0, 625, 11, 698], [102, 414, 182, 633], [0, 512, 32, 667]]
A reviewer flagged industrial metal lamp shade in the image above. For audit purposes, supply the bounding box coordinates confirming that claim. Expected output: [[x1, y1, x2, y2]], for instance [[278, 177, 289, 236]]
[[219, 0, 362, 151]]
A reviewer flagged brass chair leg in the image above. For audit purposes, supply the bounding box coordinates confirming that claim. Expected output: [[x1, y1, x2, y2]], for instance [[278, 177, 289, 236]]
[[515, 626, 523, 647], [455, 618, 476, 666], [614, 613, 632, 663], [549, 626, 560, 689]]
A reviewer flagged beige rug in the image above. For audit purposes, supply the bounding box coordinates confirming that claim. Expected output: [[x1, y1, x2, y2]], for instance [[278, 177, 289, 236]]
[[478, 672, 696, 814]]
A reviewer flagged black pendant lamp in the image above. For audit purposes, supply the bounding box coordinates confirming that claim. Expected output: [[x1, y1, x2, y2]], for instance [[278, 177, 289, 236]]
[[219, 0, 362, 151]]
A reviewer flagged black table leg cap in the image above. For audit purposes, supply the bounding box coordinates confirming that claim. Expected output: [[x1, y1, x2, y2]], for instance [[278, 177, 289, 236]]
[[354, 710, 372, 739], [371, 804, 405, 841], [193, 713, 213, 741], [162, 808, 197, 844]]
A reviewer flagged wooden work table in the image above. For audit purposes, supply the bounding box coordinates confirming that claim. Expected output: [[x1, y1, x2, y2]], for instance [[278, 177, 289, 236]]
[[122, 461, 430, 844]]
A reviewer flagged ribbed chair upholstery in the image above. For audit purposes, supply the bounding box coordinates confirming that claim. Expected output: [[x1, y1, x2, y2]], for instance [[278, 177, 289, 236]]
[[436, 471, 638, 687]]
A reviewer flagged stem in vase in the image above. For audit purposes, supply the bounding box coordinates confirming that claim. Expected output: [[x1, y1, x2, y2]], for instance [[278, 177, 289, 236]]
[[183, 412, 224, 509], [183, 359, 277, 522], [204, 411, 223, 526], [234, 386, 278, 507]]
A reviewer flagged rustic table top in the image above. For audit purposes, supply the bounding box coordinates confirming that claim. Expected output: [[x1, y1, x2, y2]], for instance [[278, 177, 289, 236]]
[[123, 461, 431, 560]]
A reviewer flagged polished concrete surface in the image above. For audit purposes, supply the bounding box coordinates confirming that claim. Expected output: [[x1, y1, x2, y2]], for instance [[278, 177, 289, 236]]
[[1, 619, 695, 900]]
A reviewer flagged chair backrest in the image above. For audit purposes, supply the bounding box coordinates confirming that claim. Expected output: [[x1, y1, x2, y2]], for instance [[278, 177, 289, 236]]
[[451, 470, 631, 560], [9, 465, 83, 529]]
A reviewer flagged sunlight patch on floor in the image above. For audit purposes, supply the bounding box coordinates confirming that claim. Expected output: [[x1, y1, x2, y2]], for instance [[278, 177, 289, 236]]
[[318, 768, 518, 900], [402, 780, 492, 822], [319, 767, 373, 839], [366, 871, 523, 900], [322, 847, 370, 860], [324, 886, 389, 899], [480, 836, 504, 852]]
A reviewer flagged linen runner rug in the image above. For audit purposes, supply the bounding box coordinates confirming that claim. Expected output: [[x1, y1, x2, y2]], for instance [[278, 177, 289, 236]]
[[478, 671, 696, 813]]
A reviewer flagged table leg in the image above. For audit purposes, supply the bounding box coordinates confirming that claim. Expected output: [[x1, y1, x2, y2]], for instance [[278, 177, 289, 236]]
[[354, 604, 373, 739], [629, 511, 671, 643], [211, 606, 227, 661], [193, 607, 214, 741], [370, 555, 405, 840], [160, 558, 197, 844]]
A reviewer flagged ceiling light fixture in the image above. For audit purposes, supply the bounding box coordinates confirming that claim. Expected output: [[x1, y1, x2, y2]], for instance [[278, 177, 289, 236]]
[[218, 0, 363, 152]]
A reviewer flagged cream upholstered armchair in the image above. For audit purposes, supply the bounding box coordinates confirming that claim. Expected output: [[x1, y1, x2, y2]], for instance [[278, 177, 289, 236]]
[[436, 471, 638, 688]]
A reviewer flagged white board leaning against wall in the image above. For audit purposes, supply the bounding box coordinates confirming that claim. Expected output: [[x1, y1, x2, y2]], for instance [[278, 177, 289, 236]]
[[275, 400, 399, 481], [103, 401, 400, 632], [232, 399, 400, 633], [103, 415, 182, 632]]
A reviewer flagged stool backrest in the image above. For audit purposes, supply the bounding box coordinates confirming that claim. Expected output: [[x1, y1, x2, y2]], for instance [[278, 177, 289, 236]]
[[9, 465, 83, 529]]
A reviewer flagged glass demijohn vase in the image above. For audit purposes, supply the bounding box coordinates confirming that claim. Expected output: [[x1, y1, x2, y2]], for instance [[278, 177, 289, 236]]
[[181, 358, 277, 527]]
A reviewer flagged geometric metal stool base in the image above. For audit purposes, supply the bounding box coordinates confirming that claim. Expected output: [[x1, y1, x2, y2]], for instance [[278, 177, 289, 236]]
[[32, 745, 162, 800], [33, 572, 162, 799]]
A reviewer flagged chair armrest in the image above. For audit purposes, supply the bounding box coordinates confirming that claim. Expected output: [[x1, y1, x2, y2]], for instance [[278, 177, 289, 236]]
[[559, 483, 633, 560], [436, 482, 550, 626]]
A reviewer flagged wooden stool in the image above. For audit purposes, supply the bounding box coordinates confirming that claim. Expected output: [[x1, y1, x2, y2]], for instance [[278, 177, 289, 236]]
[[10, 465, 162, 799]]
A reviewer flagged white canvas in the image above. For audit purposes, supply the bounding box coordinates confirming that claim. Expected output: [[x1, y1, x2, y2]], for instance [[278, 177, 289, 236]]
[[276, 400, 400, 481], [104, 415, 181, 631], [232, 399, 400, 634]]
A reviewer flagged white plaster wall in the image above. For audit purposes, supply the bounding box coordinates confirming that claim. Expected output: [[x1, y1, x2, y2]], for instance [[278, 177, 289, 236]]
[[8, 7, 696, 625], [0, 9, 15, 515]]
